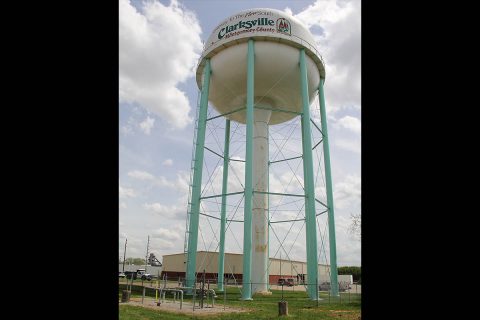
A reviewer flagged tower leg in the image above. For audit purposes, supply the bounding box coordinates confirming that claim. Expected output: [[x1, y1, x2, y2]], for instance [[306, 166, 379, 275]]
[[318, 79, 339, 297], [299, 49, 319, 300], [185, 59, 211, 291], [217, 119, 230, 292], [242, 39, 255, 300]]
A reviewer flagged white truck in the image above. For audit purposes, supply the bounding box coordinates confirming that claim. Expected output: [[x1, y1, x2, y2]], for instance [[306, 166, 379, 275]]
[[123, 268, 152, 281], [119, 253, 163, 280]]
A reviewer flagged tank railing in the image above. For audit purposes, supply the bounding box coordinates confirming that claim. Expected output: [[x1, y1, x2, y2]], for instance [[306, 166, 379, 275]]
[[197, 33, 325, 69], [290, 34, 325, 66]]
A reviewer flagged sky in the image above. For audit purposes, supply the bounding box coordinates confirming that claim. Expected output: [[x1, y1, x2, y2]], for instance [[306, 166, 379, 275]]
[[119, 0, 361, 267]]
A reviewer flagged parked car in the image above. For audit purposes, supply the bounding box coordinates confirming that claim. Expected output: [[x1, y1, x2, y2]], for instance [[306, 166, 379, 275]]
[[318, 282, 330, 291], [277, 278, 295, 286], [119, 272, 126, 278], [318, 281, 351, 292]]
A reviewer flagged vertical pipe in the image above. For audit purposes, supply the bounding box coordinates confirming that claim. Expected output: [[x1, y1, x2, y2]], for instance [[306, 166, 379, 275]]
[[299, 48, 319, 300], [145, 235, 149, 272], [318, 78, 339, 297], [218, 119, 230, 292], [180, 290, 183, 309], [251, 108, 271, 294], [267, 127, 270, 292], [242, 38, 255, 300], [122, 238, 127, 272], [186, 59, 212, 290]]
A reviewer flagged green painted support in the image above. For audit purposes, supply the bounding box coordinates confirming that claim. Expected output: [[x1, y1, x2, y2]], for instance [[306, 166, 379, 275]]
[[253, 191, 305, 198], [267, 125, 270, 292], [217, 119, 230, 291], [200, 191, 244, 200], [254, 105, 303, 115], [318, 78, 339, 297], [185, 59, 211, 290], [299, 49, 319, 300], [242, 39, 254, 300], [206, 107, 246, 121]]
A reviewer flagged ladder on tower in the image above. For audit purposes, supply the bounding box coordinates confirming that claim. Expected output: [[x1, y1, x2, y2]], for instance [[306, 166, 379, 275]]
[[183, 89, 203, 267]]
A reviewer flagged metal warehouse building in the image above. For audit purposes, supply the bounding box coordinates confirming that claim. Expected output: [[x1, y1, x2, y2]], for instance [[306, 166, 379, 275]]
[[162, 251, 331, 285]]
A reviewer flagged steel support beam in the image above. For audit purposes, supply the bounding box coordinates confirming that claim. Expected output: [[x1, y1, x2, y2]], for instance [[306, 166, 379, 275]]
[[185, 59, 211, 290], [318, 78, 339, 297], [299, 49, 319, 300], [217, 119, 230, 291], [241, 39, 255, 300]]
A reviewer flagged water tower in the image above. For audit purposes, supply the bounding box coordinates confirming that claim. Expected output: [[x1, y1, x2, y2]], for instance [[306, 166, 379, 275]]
[[185, 8, 339, 300]]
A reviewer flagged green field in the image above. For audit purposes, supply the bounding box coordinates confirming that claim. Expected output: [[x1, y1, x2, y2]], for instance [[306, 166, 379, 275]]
[[119, 286, 361, 320]]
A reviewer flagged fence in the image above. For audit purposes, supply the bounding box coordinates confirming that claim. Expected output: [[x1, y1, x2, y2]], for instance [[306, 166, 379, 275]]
[[118, 274, 361, 311]]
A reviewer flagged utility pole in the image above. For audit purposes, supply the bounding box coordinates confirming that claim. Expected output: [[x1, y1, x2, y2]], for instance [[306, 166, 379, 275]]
[[123, 238, 127, 272], [145, 235, 150, 270], [280, 251, 282, 278]]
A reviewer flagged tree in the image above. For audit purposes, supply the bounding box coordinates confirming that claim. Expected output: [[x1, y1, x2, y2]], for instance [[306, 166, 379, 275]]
[[123, 257, 146, 265], [348, 212, 361, 239], [338, 266, 361, 283]]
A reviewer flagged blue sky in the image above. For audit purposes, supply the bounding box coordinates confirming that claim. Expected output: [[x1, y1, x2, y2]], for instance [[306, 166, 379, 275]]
[[119, 0, 361, 266]]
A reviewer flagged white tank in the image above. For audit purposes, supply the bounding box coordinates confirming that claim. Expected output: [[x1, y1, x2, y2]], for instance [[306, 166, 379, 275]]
[[196, 8, 325, 125]]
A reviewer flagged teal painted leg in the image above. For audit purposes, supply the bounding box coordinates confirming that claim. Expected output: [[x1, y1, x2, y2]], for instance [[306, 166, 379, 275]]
[[185, 59, 211, 291], [299, 49, 319, 300], [218, 119, 230, 291], [318, 79, 339, 297]]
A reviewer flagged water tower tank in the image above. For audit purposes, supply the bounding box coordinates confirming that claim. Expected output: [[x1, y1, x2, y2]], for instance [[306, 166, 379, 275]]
[[196, 8, 325, 125], [185, 8, 339, 301]]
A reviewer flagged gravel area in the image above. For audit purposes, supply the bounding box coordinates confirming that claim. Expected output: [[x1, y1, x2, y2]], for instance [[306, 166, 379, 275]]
[[122, 297, 247, 315]]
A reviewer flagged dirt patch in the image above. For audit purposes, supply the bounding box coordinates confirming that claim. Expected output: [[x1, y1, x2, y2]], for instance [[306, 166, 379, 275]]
[[122, 297, 247, 316], [326, 310, 360, 319]]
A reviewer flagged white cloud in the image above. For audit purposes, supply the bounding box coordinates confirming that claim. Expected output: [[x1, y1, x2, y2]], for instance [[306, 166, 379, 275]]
[[128, 170, 155, 180], [294, 0, 360, 114], [173, 170, 190, 195], [144, 202, 185, 220], [151, 227, 182, 241], [269, 170, 304, 195], [119, 0, 203, 129], [337, 115, 360, 134], [155, 239, 176, 250], [334, 174, 360, 209], [127, 169, 189, 196], [120, 202, 128, 209], [119, 185, 136, 198], [121, 124, 133, 136], [335, 138, 360, 154], [139, 116, 155, 135], [154, 176, 176, 188], [162, 159, 173, 166]]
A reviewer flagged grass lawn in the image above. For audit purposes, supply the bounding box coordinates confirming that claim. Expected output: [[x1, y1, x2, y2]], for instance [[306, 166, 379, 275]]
[[119, 286, 361, 320]]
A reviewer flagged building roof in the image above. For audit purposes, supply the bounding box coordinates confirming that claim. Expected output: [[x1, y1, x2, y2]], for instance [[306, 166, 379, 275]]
[[162, 251, 329, 267]]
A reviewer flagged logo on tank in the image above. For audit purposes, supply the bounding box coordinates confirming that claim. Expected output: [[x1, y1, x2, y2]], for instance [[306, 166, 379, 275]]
[[276, 18, 291, 35]]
